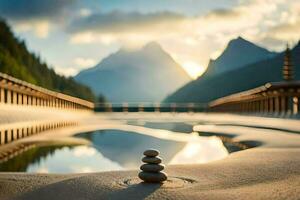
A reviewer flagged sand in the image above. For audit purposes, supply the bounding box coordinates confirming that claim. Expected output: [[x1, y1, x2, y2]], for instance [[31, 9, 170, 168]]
[[0, 109, 300, 199], [0, 148, 299, 200]]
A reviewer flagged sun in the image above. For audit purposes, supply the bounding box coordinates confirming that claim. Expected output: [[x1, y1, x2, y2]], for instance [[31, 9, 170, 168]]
[[182, 61, 206, 79]]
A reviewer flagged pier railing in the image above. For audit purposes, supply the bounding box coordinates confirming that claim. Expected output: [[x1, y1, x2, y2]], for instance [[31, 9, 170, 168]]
[[95, 102, 206, 112], [209, 81, 300, 115], [0, 72, 94, 110], [0, 72, 95, 150]]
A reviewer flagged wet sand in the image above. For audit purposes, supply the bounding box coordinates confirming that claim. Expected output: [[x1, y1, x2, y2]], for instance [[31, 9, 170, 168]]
[[0, 108, 299, 199]]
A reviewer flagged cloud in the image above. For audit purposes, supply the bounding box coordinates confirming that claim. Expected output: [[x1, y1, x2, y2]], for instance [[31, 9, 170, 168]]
[[6, 0, 298, 78], [66, 0, 290, 48], [34, 21, 50, 38], [67, 11, 185, 34], [14, 20, 50, 38], [265, 1, 300, 42], [0, 0, 77, 21], [54, 66, 78, 77], [74, 57, 96, 68], [267, 21, 300, 41], [79, 8, 92, 17], [70, 32, 116, 45], [65, 0, 299, 78], [68, 11, 188, 48], [204, 8, 240, 19], [54, 57, 97, 76], [0, 0, 77, 39]]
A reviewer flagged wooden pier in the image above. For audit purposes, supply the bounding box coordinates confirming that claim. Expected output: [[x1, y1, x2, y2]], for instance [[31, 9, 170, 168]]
[[0, 72, 94, 110], [209, 45, 299, 115], [0, 72, 94, 147]]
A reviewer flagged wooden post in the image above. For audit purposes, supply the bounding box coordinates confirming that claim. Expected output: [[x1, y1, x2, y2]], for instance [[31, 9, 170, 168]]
[[28, 96, 32, 105], [122, 103, 128, 112], [268, 98, 274, 113], [13, 91, 17, 104], [12, 129, 18, 140], [275, 97, 280, 114], [0, 130, 4, 145], [0, 87, 4, 103], [32, 96, 36, 106], [241, 102, 245, 112], [155, 103, 160, 112], [138, 103, 144, 112], [24, 128, 28, 137], [280, 96, 287, 113], [4, 130, 8, 144], [18, 93, 23, 104], [293, 97, 299, 115], [21, 128, 24, 138], [188, 103, 194, 113], [171, 103, 176, 113], [6, 90, 12, 104], [258, 100, 262, 112], [7, 129, 12, 143], [23, 94, 28, 105], [298, 96, 300, 115], [265, 98, 269, 113]]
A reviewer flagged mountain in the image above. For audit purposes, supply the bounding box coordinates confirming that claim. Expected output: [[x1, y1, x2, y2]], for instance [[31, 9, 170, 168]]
[[75, 42, 191, 102], [205, 37, 276, 76], [165, 40, 300, 103], [0, 19, 95, 101]]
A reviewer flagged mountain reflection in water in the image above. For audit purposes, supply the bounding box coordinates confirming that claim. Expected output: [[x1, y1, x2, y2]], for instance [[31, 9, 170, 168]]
[[0, 129, 228, 173]]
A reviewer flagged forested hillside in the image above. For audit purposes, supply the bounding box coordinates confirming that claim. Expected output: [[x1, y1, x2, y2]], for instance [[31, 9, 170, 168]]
[[0, 19, 95, 101]]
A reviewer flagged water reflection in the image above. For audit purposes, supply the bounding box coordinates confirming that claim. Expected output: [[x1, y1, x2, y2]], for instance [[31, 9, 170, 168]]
[[127, 120, 195, 133], [76, 130, 186, 169], [0, 145, 66, 172], [27, 146, 123, 173], [170, 133, 227, 164], [0, 129, 228, 173]]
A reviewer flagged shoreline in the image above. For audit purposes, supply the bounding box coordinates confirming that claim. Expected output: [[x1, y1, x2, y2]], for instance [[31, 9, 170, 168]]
[[0, 112, 300, 199]]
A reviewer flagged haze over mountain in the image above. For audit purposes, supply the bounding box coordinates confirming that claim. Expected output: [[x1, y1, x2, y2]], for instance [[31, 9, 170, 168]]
[[75, 42, 191, 102], [165, 38, 300, 103]]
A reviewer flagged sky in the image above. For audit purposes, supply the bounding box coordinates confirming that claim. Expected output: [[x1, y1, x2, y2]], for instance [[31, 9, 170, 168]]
[[0, 0, 299, 79]]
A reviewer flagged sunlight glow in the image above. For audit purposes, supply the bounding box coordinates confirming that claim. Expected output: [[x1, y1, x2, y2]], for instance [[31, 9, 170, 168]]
[[182, 61, 206, 79], [169, 135, 228, 165]]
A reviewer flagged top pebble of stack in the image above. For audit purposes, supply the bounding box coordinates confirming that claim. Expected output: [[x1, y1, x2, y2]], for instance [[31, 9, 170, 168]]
[[143, 149, 159, 157]]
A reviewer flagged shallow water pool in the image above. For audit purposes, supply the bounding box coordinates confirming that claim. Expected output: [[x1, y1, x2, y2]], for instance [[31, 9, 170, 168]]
[[0, 126, 228, 173]]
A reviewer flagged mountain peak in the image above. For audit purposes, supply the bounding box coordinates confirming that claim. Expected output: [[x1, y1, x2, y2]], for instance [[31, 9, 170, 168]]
[[205, 37, 276, 76], [227, 36, 253, 48], [222, 36, 274, 57], [75, 40, 191, 102], [117, 42, 164, 55], [142, 42, 163, 51]]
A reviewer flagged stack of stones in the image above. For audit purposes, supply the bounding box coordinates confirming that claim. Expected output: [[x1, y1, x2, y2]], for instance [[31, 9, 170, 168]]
[[138, 149, 167, 183]]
